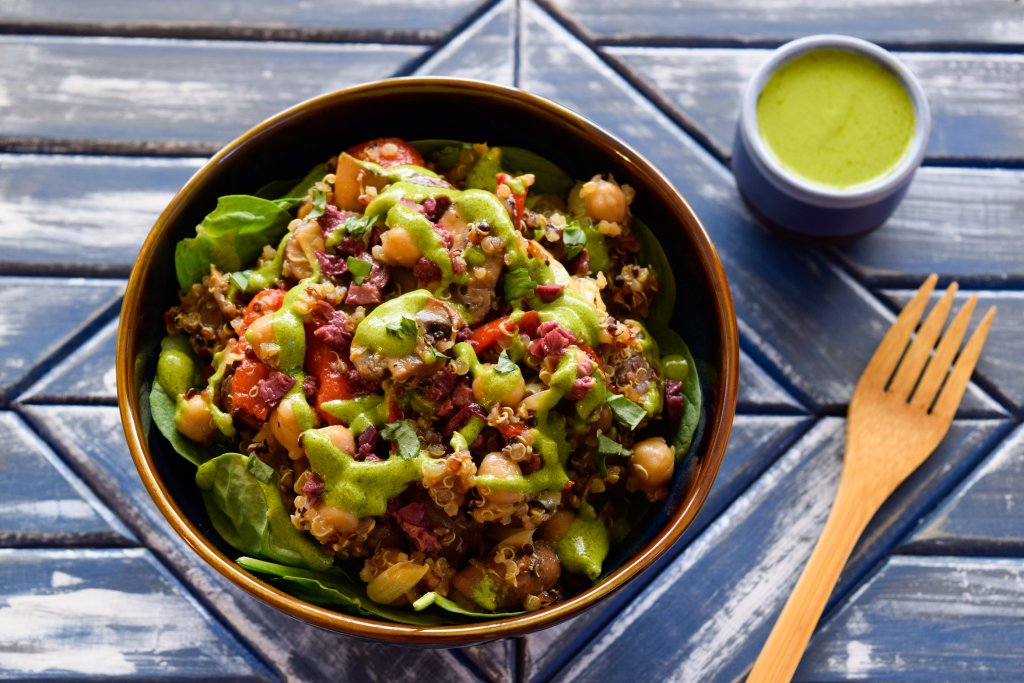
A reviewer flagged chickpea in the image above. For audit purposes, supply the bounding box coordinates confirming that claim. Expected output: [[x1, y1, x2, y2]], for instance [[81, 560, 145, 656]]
[[379, 226, 422, 267], [519, 543, 561, 595], [322, 424, 356, 456], [477, 452, 525, 506], [175, 391, 216, 443], [332, 154, 363, 211], [580, 175, 629, 223], [270, 398, 305, 460], [245, 313, 276, 362], [629, 436, 676, 494], [538, 509, 577, 543], [472, 367, 525, 407], [309, 502, 359, 538]]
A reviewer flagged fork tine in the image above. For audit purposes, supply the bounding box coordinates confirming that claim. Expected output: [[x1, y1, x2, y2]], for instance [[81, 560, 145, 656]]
[[929, 305, 996, 419], [909, 295, 977, 410], [889, 281, 958, 400], [860, 274, 938, 390]]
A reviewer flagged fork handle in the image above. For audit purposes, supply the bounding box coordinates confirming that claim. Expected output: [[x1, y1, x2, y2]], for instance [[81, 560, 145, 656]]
[[747, 474, 878, 683]]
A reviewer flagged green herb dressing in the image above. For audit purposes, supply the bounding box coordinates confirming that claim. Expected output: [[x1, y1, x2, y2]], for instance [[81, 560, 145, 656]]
[[757, 48, 915, 188], [554, 513, 610, 581]]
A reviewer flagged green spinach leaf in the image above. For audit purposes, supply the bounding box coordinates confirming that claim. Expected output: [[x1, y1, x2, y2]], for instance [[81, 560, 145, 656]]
[[174, 195, 293, 289], [632, 217, 677, 331], [500, 146, 574, 197], [412, 591, 525, 619], [651, 327, 702, 458], [149, 336, 216, 467], [196, 453, 332, 571], [237, 557, 446, 625]]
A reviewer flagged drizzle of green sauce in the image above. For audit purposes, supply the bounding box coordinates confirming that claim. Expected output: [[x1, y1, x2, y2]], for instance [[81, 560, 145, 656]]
[[302, 429, 424, 518], [757, 48, 915, 188], [320, 395, 386, 435], [351, 289, 436, 359]]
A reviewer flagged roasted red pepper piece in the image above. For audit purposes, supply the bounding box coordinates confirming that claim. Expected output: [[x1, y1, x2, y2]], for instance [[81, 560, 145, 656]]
[[305, 334, 353, 425], [231, 353, 272, 422], [240, 289, 285, 333], [347, 137, 424, 169]]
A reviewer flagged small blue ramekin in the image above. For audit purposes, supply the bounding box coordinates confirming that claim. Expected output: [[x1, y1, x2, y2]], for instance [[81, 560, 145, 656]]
[[732, 35, 931, 240]]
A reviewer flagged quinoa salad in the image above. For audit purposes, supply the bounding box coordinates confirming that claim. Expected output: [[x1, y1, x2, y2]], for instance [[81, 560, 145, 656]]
[[151, 137, 701, 623]]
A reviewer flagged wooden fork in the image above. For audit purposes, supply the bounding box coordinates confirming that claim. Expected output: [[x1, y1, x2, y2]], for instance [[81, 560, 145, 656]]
[[747, 274, 996, 683]]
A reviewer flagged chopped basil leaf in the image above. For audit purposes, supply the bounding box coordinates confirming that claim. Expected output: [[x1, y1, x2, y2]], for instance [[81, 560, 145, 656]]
[[607, 393, 647, 430], [562, 221, 587, 259], [596, 431, 632, 477], [495, 349, 517, 375], [385, 315, 417, 339], [307, 187, 328, 221], [503, 267, 535, 301], [381, 420, 421, 460], [343, 214, 376, 240], [346, 257, 372, 284], [229, 271, 250, 291]]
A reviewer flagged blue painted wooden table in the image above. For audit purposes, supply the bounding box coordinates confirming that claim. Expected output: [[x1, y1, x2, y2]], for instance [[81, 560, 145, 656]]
[[1, 1, 1021, 680]]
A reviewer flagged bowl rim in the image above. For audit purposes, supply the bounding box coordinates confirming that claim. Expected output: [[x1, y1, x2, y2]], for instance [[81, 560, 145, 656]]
[[739, 34, 931, 208], [116, 76, 739, 645]]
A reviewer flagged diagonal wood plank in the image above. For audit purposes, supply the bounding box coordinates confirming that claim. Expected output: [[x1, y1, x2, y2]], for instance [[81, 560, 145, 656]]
[[0, 547, 276, 680], [0, 35, 426, 152], [0, 0, 489, 43], [22, 405, 489, 683], [16, 318, 119, 405], [798, 555, 1024, 681], [0, 411, 133, 546], [0, 277, 123, 404], [517, 1, 1003, 416], [543, 0, 1024, 48], [0, 154, 201, 276], [904, 424, 1024, 553], [415, 0, 516, 85]]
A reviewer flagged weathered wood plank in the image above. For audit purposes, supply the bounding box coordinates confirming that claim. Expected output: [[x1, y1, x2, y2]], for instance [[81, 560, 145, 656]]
[[0, 547, 276, 680], [0, 410, 133, 546], [881, 289, 1024, 414], [16, 318, 119, 405], [798, 555, 1024, 681], [544, 418, 1007, 682], [0, 36, 426, 151], [544, 0, 1024, 48], [738, 349, 804, 412], [609, 47, 1024, 163], [521, 414, 813, 680], [0, 0, 487, 43], [832, 168, 1024, 287], [415, 0, 515, 85], [0, 277, 123, 404], [518, 2, 1004, 415], [22, 405, 489, 683], [904, 424, 1024, 553], [0, 154, 201, 276]]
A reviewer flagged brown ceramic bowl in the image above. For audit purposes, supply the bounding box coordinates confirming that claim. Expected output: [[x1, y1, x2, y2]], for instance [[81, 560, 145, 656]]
[[117, 77, 738, 645]]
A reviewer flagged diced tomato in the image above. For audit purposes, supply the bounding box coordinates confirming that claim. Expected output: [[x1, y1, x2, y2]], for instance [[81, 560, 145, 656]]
[[517, 310, 540, 337], [496, 421, 528, 440], [347, 137, 424, 169], [305, 334, 353, 424], [232, 357, 272, 422], [240, 289, 285, 333]]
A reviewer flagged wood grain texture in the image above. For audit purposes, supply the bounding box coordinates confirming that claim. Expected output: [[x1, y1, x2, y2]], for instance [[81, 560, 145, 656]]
[[543, 0, 1024, 47], [609, 47, 1024, 163], [738, 349, 804, 412], [832, 168, 1024, 287], [0, 154, 201, 276], [547, 418, 1007, 683], [797, 555, 1024, 681], [415, 0, 516, 85], [0, 411, 133, 546], [0, 277, 123, 404], [518, 2, 1003, 416], [0, 36, 425, 152], [0, 0, 487, 42], [0, 547, 275, 680], [16, 318, 119, 405], [521, 415, 814, 681], [905, 424, 1024, 553], [21, 405, 487, 683]]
